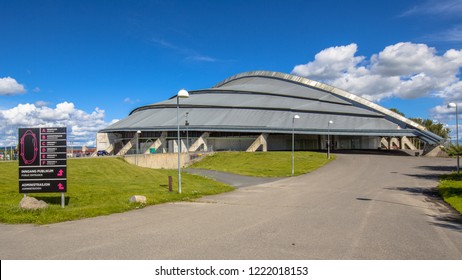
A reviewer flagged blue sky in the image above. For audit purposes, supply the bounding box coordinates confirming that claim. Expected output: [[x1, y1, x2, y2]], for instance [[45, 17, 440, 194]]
[[1, 0, 462, 146]]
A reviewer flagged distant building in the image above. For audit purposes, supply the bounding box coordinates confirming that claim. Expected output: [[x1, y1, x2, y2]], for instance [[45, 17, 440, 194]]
[[97, 71, 442, 155], [66, 146, 96, 158]]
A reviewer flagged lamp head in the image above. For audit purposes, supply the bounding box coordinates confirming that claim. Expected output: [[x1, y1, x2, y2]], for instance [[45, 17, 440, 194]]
[[177, 89, 189, 98], [328, 120, 333, 124], [293, 115, 300, 119]]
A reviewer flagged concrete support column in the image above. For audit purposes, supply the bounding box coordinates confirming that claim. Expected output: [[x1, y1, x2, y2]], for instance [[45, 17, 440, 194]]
[[95, 132, 117, 156], [116, 134, 137, 156], [380, 137, 389, 149], [189, 132, 210, 152], [401, 136, 417, 150], [246, 133, 268, 152], [390, 137, 400, 149], [143, 132, 167, 154]]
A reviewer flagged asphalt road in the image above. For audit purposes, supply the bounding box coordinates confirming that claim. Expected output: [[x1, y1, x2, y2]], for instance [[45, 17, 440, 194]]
[[1, 152, 461, 259]]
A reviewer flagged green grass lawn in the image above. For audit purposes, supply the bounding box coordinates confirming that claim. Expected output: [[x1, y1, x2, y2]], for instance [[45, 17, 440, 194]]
[[0, 157, 233, 224], [189, 151, 334, 177], [438, 173, 462, 215]]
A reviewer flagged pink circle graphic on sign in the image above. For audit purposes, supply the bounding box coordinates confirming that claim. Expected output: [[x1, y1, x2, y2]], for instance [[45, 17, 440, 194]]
[[20, 130, 38, 165]]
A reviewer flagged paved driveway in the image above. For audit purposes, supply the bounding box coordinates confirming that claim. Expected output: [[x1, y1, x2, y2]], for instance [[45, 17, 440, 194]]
[[0, 153, 461, 259]]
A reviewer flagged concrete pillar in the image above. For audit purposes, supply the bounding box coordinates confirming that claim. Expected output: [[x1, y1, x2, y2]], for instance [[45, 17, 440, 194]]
[[401, 136, 417, 150], [95, 132, 118, 156], [390, 137, 400, 149], [246, 133, 268, 152], [116, 134, 137, 156], [189, 132, 209, 152], [143, 132, 167, 154], [380, 137, 389, 149]]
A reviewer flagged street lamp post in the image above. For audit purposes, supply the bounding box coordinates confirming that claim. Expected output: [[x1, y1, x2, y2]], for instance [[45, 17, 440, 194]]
[[292, 114, 300, 176], [327, 120, 333, 159], [185, 112, 189, 153], [177, 89, 189, 193], [448, 102, 459, 173], [136, 130, 141, 165]]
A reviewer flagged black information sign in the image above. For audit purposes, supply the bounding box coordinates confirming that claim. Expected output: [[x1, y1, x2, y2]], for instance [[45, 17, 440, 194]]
[[18, 127, 67, 193]]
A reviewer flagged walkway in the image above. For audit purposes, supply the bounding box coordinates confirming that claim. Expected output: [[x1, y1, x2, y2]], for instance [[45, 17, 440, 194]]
[[184, 168, 282, 187]]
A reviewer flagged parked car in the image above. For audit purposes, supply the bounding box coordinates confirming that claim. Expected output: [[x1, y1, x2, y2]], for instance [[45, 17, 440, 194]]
[[97, 150, 109, 156]]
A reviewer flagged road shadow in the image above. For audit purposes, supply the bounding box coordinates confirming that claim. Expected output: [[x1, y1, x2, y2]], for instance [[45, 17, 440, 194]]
[[402, 165, 457, 182], [418, 165, 457, 172], [385, 186, 462, 232], [385, 186, 440, 197], [428, 214, 462, 231], [356, 197, 428, 209], [402, 173, 441, 181]]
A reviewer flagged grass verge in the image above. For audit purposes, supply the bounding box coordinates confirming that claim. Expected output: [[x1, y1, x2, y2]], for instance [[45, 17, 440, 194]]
[[189, 151, 334, 177], [0, 157, 233, 225], [438, 173, 462, 215]]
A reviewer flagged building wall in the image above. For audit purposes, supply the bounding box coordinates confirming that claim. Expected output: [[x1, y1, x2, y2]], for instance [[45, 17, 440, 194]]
[[101, 131, 385, 154], [206, 134, 381, 151], [333, 136, 380, 150], [124, 153, 190, 169], [207, 137, 255, 151], [267, 134, 319, 150]]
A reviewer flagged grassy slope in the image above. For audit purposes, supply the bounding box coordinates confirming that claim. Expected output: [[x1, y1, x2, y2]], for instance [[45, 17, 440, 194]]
[[438, 173, 462, 215], [0, 157, 233, 224], [190, 151, 334, 177]]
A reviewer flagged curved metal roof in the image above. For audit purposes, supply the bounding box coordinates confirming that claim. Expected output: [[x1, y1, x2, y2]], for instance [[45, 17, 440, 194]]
[[101, 71, 443, 144]]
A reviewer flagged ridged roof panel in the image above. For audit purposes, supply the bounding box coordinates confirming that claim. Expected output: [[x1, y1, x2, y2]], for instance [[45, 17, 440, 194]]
[[102, 71, 443, 144], [214, 71, 427, 131]]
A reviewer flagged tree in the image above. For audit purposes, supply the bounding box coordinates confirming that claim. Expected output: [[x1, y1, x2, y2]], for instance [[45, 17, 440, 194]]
[[388, 108, 450, 139], [409, 118, 450, 140], [443, 144, 462, 156], [389, 108, 405, 117]]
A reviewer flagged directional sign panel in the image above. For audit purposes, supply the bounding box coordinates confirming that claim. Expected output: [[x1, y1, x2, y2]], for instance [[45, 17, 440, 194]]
[[19, 167, 67, 179], [18, 127, 67, 193]]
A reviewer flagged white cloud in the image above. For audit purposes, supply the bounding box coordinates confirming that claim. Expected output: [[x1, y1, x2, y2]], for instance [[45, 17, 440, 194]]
[[400, 0, 462, 17], [186, 55, 217, 62], [0, 77, 26, 95], [123, 97, 140, 104], [292, 44, 364, 81], [291, 42, 462, 103], [35, 100, 49, 107], [372, 43, 462, 78], [0, 102, 115, 147], [152, 37, 217, 63], [331, 74, 400, 101], [431, 104, 455, 117]]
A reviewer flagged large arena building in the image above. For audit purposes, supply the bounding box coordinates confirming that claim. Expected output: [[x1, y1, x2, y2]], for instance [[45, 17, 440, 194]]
[[97, 71, 442, 155]]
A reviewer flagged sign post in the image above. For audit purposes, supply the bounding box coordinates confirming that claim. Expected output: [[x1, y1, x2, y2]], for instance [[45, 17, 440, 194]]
[[18, 127, 67, 208]]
